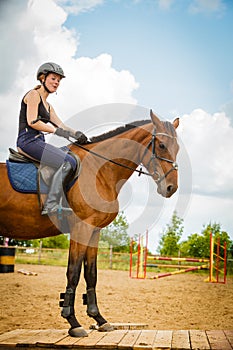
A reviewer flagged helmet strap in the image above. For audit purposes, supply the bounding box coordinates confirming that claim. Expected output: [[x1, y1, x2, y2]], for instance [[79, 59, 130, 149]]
[[42, 74, 53, 94]]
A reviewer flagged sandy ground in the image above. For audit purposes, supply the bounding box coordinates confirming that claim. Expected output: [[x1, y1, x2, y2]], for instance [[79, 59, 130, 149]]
[[0, 264, 232, 334]]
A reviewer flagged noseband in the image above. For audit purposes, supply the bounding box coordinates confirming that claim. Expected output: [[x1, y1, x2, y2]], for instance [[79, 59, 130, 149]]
[[140, 128, 178, 184]]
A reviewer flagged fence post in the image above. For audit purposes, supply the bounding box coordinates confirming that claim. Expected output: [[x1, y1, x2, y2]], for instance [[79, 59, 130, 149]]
[[38, 240, 42, 264], [109, 245, 113, 269], [209, 232, 214, 282]]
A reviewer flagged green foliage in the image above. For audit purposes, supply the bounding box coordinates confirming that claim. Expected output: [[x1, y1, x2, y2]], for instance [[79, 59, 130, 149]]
[[180, 222, 231, 258], [180, 233, 208, 258], [100, 212, 130, 252], [32, 234, 70, 249], [158, 211, 183, 256], [0, 234, 70, 249]]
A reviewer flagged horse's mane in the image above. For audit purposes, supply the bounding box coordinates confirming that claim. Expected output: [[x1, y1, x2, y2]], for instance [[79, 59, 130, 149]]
[[89, 120, 150, 143]]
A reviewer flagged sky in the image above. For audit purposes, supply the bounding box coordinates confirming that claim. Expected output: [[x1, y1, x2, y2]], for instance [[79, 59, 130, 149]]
[[0, 0, 233, 252]]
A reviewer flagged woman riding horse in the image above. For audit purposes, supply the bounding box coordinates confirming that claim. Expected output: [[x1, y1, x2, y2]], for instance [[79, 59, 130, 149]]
[[16, 62, 88, 216], [1, 93, 180, 337]]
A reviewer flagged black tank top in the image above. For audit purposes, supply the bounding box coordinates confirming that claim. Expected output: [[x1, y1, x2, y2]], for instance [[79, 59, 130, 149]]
[[18, 90, 50, 134]]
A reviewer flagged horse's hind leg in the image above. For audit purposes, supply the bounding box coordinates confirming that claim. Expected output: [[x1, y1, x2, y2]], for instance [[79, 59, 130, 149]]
[[60, 239, 88, 337], [83, 230, 114, 332]]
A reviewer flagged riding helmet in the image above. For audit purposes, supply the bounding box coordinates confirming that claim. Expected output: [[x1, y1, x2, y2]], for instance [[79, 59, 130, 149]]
[[37, 62, 65, 80]]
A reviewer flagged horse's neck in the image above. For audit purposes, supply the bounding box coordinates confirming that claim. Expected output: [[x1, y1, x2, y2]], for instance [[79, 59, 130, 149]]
[[77, 123, 152, 180]]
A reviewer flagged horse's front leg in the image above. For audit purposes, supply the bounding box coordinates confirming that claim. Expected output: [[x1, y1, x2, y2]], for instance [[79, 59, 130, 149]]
[[60, 239, 88, 337], [83, 230, 114, 332]]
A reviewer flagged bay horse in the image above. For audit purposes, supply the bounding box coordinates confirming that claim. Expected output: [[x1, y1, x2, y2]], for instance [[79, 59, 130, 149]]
[[0, 110, 179, 337]]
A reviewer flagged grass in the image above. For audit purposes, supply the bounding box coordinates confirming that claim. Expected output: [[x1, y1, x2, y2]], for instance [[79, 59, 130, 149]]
[[14, 247, 233, 276]]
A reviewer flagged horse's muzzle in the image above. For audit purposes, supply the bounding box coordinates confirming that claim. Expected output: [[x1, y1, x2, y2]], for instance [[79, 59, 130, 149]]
[[157, 182, 178, 198]]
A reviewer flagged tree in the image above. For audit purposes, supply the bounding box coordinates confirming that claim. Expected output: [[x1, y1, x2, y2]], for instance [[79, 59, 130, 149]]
[[0, 234, 70, 249], [100, 212, 129, 252], [32, 234, 70, 249], [180, 222, 231, 258], [157, 211, 183, 256]]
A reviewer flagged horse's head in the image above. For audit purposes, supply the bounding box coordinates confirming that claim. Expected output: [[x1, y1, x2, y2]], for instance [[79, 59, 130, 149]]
[[140, 110, 179, 198]]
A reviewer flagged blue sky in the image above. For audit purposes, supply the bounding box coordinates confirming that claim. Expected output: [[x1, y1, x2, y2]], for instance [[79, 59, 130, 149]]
[[64, 0, 233, 117], [0, 0, 233, 250]]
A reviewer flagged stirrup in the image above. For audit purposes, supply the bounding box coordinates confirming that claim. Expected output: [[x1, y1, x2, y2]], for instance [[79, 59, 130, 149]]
[[41, 205, 73, 216]]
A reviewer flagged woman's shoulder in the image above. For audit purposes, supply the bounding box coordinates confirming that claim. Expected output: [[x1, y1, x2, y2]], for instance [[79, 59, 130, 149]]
[[24, 89, 41, 104]]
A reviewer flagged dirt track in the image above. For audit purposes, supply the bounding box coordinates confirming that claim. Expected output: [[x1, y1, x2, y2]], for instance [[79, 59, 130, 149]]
[[0, 264, 232, 334]]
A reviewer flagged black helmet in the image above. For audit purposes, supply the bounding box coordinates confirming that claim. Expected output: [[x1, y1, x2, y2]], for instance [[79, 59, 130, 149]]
[[37, 62, 65, 80]]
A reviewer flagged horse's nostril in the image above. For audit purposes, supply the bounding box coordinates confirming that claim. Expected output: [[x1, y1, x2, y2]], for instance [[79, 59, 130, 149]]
[[167, 185, 173, 193]]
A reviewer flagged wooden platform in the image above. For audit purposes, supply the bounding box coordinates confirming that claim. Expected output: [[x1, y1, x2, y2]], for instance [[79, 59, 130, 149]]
[[0, 328, 232, 349]]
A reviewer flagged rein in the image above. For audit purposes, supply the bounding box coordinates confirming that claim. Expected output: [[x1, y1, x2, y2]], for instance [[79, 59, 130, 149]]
[[72, 142, 151, 177], [32, 116, 178, 183], [72, 128, 178, 184]]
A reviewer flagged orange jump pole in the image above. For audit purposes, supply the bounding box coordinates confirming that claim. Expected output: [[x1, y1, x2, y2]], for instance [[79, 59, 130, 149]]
[[129, 231, 148, 279], [147, 256, 209, 263], [151, 264, 207, 279]]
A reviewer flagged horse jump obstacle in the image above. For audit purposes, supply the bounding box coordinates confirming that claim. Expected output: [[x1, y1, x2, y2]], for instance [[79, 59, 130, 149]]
[[207, 232, 227, 284], [129, 231, 227, 282]]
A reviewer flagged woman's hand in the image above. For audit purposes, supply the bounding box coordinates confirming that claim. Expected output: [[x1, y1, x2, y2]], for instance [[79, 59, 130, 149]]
[[54, 128, 70, 139], [73, 131, 88, 144]]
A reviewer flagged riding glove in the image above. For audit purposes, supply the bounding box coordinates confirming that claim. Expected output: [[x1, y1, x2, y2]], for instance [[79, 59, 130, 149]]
[[55, 128, 70, 139], [74, 131, 88, 144]]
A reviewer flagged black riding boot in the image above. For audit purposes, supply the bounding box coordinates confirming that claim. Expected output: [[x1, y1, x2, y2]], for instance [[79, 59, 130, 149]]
[[41, 162, 74, 216]]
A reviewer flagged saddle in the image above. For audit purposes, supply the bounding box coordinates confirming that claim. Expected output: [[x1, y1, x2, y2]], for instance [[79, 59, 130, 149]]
[[7, 147, 81, 194]]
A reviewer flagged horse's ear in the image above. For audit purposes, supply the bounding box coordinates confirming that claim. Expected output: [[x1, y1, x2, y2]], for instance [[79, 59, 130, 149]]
[[173, 118, 179, 129], [150, 109, 160, 126]]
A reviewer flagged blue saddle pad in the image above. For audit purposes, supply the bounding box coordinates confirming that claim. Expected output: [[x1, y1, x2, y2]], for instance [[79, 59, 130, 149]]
[[6, 160, 48, 194]]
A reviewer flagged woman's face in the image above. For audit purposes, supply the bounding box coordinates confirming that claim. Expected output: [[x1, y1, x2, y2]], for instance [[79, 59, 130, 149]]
[[44, 73, 62, 93]]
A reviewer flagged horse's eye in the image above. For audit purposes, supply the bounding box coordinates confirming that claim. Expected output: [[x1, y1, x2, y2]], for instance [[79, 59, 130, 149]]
[[159, 142, 166, 150]]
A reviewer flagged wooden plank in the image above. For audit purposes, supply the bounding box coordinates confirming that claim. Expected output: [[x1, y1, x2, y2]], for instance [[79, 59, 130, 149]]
[[171, 330, 190, 350], [224, 330, 233, 348], [1, 329, 232, 350], [133, 330, 157, 350], [96, 329, 127, 349], [0, 329, 30, 346], [53, 330, 93, 349], [153, 330, 172, 349], [8, 330, 43, 346], [206, 330, 232, 350], [118, 330, 141, 350], [34, 329, 68, 346], [0, 329, 26, 343], [69, 330, 107, 348], [90, 323, 148, 330], [189, 330, 210, 350]]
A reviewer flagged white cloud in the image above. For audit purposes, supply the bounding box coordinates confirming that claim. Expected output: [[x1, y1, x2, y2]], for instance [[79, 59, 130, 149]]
[[54, 0, 104, 14], [0, 0, 138, 160], [189, 0, 226, 14], [178, 109, 233, 197], [157, 0, 174, 10], [156, 0, 226, 14]]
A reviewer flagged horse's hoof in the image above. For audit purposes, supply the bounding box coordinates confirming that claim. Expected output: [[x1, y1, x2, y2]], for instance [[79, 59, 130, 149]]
[[98, 322, 115, 332], [68, 327, 88, 337]]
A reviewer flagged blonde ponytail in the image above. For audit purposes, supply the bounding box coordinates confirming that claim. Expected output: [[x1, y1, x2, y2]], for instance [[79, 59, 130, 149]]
[[34, 73, 45, 90]]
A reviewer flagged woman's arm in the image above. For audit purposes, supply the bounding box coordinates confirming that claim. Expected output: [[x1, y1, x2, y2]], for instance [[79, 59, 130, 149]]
[[50, 105, 88, 143], [50, 105, 75, 133], [25, 90, 56, 133]]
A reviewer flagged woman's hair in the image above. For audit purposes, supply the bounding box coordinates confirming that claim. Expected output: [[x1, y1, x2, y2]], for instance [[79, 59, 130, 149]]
[[34, 73, 45, 90]]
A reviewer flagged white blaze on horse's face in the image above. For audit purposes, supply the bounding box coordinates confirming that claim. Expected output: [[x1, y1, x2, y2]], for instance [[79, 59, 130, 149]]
[[150, 110, 180, 198]]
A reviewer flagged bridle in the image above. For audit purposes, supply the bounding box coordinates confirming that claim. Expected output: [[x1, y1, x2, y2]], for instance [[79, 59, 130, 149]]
[[139, 127, 178, 184]]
